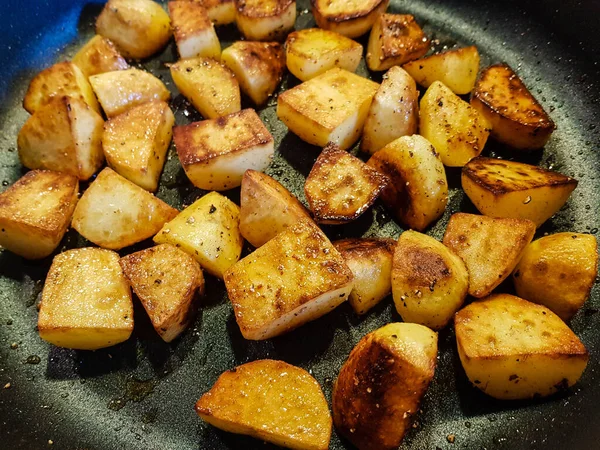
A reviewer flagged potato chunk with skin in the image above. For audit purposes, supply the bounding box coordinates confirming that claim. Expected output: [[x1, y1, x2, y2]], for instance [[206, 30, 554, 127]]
[[72, 35, 129, 77], [196, 360, 332, 450], [513, 233, 598, 320], [455, 294, 589, 400], [38, 248, 133, 350], [333, 323, 437, 450], [462, 156, 578, 227], [198, 0, 235, 25], [224, 219, 354, 340], [235, 0, 296, 41], [305, 143, 389, 224], [169, 1, 221, 59], [312, 0, 390, 39], [277, 68, 379, 149]]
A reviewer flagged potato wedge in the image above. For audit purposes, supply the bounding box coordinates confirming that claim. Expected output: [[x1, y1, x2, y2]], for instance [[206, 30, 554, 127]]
[[198, 0, 235, 25], [224, 219, 353, 340], [196, 359, 332, 450], [235, 0, 296, 41], [312, 0, 390, 38], [333, 322, 437, 449], [455, 294, 589, 400], [38, 248, 133, 350], [72, 35, 129, 77], [462, 156, 578, 227], [442, 213, 535, 298], [169, 1, 221, 59], [304, 143, 388, 224], [277, 68, 379, 149], [367, 135, 448, 231], [513, 233, 598, 320], [470, 64, 555, 150]]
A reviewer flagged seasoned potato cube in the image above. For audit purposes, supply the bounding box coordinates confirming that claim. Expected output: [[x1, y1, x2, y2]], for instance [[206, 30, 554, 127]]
[[462, 156, 578, 227], [312, 0, 390, 38], [442, 213, 535, 298], [360, 66, 419, 154], [224, 219, 353, 340], [38, 248, 133, 350], [96, 0, 172, 59], [367, 135, 448, 231], [196, 360, 332, 450], [455, 294, 589, 400], [198, 0, 235, 25], [333, 323, 437, 449], [304, 143, 388, 224], [169, 1, 221, 59], [170, 57, 241, 119], [72, 35, 129, 77], [90, 68, 170, 117], [471, 64, 555, 150], [18, 96, 104, 180], [420, 81, 491, 167], [221, 41, 285, 105], [235, 0, 296, 41], [277, 68, 379, 149], [72, 168, 178, 250], [120, 244, 205, 342], [103, 100, 174, 192], [366, 14, 429, 71], [513, 233, 598, 320], [154, 191, 243, 279]]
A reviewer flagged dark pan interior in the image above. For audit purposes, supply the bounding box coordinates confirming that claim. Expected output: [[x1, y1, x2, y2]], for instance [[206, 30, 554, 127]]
[[1, 0, 599, 448]]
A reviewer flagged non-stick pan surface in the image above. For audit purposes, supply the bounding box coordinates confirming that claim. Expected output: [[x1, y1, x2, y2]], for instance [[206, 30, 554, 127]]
[[0, 0, 599, 448]]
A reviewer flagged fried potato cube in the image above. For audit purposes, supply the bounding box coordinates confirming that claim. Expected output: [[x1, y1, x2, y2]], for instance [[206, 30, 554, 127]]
[[442, 213, 535, 298], [103, 100, 174, 192], [360, 66, 419, 155], [72, 35, 129, 77], [96, 0, 172, 59], [513, 233, 598, 320], [462, 156, 578, 227], [224, 219, 353, 340], [0, 170, 78, 260], [18, 96, 104, 180], [120, 244, 205, 342], [90, 68, 170, 117], [392, 230, 468, 330], [304, 143, 389, 224], [38, 248, 133, 350], [170, 57, 240, 119], [455, 294, 589, 400], [367, 135, 448, 231], [334, 238, 395, 315], [221, 41, 285, 105], [235, 0, 296, 41], [420, 81, 491, 167], [312, 0, 390, 38], [196, 359, 332, 450], [169, 1, 221, 59], [154, 191, 243, 279], [277, 68, 379, 149], [174, 109, 274, 191], [23, 61, 99, 114], [470, 64, 555, 150], [198, 0, 235, 25], [333, 323, 437, 449], [72, 168, 178, 250]]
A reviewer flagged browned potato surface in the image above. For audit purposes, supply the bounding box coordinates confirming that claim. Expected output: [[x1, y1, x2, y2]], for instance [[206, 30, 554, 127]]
[[198, 0, 235, 25], [72, 35, 129, 77], [312, 0, 390, 38], [235, 0, 296, 41], [169, 0, 221, 59]]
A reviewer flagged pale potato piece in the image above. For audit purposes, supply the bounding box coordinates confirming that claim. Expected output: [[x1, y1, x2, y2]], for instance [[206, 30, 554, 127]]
[[367, 135, 448, 231], [277, 68, 379, 149], [72, 168, 178, 250], [154, 191, 243, 279], [513, 233, 598, 320], [103, 100, 175, 191], [198, 0, 235, 25], [120, 244, 205, 342], [196, 360, 332, 450], [333, 323, 437, 449], [73, 35, 129, 77], [462, 156, 578, 227], [312, 0, 390, 38], [224, 219, 354, 340], [235, 0, 296, 41], [455, 294, 588, 400], [442, 213, 536, 298], [38, 248, 133, 350], [169, 1, 221, 59], [174, 109, 274, 191]]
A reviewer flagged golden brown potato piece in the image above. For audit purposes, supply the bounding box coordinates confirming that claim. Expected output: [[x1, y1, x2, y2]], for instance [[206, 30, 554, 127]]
[[312, 0, 390, 38], [442, 213, 535, 298], [235, 0, 296, 41], [333, 322, 437, 450], [462, 156, 578, 227], [72, 35, 129, 77], [455, 294, 589, 400], [198, 0, 235, 25], [169, 1, 221, 59], [513, 233, 598, 320], [470, 64, 555, 150], [196, 359, 332, 450], [304, 143, 388, 224]]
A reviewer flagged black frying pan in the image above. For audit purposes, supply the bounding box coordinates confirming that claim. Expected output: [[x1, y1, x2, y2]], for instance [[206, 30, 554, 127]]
[[0, 0, 599, 448]]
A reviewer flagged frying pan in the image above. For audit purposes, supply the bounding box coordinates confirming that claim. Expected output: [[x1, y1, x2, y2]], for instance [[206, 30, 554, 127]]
[[0, 0, 599, 448]]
